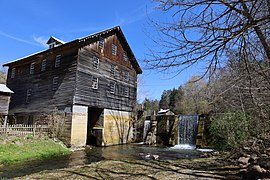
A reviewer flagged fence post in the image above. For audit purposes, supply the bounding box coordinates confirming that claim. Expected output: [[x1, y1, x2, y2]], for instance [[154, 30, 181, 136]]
[[33, 125, 36, 137], [3, 116, 8, 136]]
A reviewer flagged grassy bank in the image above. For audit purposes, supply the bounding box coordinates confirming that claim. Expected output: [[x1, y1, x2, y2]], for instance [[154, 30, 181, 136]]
[[0, 136, 71, 165]]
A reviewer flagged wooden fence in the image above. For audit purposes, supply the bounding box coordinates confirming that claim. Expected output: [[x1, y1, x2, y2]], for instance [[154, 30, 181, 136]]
[[0, 124, 50, 136]]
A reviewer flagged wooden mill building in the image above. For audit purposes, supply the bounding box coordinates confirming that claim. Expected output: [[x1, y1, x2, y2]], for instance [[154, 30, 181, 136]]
[[3, 26, 142, 147]]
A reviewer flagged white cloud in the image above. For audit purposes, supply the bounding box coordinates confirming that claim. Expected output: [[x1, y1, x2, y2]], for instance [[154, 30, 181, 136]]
[[0, 31, 42, 47], [33, 35, 48, 47]]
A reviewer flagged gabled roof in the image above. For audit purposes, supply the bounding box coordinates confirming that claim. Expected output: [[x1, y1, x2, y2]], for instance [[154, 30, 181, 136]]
[[46, 36, 65, 45], [158, 109, 170, 114], [0, 84, 13, 94], [3, 26, 142, 74]]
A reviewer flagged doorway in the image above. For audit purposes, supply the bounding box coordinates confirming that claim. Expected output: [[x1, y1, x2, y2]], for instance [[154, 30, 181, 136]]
[[86, 107, 104, 146]]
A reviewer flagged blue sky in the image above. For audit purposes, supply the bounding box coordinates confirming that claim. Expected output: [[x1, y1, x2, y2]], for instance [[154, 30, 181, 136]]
[[0, 0, 200, 101]]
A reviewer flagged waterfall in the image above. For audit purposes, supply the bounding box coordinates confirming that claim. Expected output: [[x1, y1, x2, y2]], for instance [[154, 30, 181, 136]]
[[143, 120, 151, 141], [178, 115, 199, 145]]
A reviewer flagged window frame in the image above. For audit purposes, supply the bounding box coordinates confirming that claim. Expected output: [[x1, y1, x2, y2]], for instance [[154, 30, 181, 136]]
[[110, 64, 116, 77], [123, 51, 128, 61], [52, 76, 59, 91], [93, 56, 99, 69], [92, 77, 99, 89], [112, 43, 117, 55], [41, 59, 47, 72], [110, 82, 116, 94], [124, 86, 129, 97], [26, 89, 32, 104], [55, 55, 61, 68], [30, 62, 35, 75], [124, 71, 129, 81], [49, 42, 56, 49], [99, 37, 104, 49]]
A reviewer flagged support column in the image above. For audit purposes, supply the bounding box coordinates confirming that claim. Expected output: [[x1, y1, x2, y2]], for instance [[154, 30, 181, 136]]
[[70, 105, 88, 147]]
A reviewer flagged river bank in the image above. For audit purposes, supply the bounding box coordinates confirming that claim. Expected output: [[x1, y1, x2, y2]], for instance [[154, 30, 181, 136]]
[[0, 137, 269, 179], [0, 136, 71, 165], [0, 143, 242, 179]]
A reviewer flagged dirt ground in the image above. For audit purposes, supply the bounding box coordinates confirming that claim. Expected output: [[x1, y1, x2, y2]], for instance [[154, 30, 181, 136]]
[[12, 158, 242, 180]]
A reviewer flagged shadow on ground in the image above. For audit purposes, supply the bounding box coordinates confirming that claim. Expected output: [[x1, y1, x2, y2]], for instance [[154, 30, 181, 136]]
[[9, 158, 241, 180]]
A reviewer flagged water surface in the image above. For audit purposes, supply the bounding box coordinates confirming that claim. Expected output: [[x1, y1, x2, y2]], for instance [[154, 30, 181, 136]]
[[0, 143, 201, 179]]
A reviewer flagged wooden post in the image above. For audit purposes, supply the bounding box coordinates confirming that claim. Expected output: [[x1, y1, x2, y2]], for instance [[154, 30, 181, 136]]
[[33, 125, 36, 137], [3, 115, 7, 136]]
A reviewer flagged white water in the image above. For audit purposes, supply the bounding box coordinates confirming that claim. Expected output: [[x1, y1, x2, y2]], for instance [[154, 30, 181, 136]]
[[170, 144, 196, 150], [178, 115, 199, 145], [197, 148, 214, 152], [143, 120, 151, 140]]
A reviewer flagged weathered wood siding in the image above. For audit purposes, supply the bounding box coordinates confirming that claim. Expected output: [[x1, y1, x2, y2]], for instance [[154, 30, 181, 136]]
[[74, 32, 138, 112], [0, 95, 10, 115], [6, 46, 78, 114]]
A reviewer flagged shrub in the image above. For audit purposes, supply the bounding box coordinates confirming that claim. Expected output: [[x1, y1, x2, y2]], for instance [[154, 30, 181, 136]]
[[210, 112, 251, 150]]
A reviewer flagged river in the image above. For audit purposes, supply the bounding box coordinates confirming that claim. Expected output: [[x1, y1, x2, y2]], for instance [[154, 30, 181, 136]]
[[0, 143, 202, 179]]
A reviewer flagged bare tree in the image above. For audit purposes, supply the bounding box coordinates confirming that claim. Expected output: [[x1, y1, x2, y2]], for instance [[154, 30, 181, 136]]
[[0, 70, 6, 84], [145, 0, 270, 136], [181, 76, 208, 114], [208, 49, 270, 134], [146, 0, 270, 76]]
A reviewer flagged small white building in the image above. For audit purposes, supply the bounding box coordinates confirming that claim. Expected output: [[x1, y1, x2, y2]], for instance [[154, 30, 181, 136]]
[[0, 84, 13, 115]]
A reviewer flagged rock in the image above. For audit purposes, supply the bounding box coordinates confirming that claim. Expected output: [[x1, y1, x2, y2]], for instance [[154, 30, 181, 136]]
[[152, 155, 159, 160], [258, 157, 270, 170], [85, 145, 93, 149], [238, 156, 250, 165], [212, 151, 219, 156], [145, 154, 151, 159], [200, 153, 209, 158], [143, 154, 159, 160], [261, 154, 268, 158], [249, 154, 258, 163], [243, 146, 251, 151], [244, 165, 266, 180], [248, 164, 266, 174], [266, 148, 270, 156]]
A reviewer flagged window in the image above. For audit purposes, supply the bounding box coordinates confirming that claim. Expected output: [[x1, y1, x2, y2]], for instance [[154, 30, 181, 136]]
[[11, 68, 16, 78], [92, 77, 98, 89], [124, 86, 129, 97], [41, 59, 47, 71], [30, 63, 35, 74], [110, 64, 116, 77], [110, 82, 116, 94], [123, 51, 128, 61], [55, 55, 61, 68], [93, 56, 99, 69], [49, 42, 56, 49], [52, 77, 59, 91], [112, 44, 117, 55], [99, 37, 104, 48], [26, 89, 32, 104], [124, 71, 129, 81]]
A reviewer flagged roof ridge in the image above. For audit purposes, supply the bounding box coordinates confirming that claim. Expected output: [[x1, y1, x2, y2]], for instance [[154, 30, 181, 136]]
[[78, 25, 120, 42]]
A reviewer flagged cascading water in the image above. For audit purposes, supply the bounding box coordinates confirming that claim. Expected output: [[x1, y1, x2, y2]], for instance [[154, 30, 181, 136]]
[[178, 115, 199, 145], [143, 120, 151, 141]]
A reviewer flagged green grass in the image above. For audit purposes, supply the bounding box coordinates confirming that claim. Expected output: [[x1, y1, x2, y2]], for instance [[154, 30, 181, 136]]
[[0, 137, 71, 165]]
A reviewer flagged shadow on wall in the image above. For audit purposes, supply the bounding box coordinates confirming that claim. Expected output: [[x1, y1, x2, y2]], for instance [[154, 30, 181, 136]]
[[106, 109, 134, 145]]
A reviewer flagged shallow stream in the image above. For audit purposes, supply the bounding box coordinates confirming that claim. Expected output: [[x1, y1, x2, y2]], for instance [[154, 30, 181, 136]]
[[0, 143, 203, 178]]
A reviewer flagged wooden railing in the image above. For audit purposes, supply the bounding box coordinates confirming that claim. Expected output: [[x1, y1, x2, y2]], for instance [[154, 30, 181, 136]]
[[0, 124, 50, 136]]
